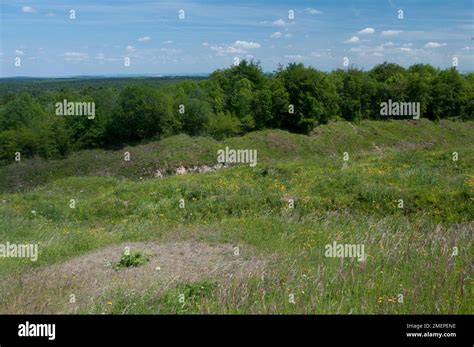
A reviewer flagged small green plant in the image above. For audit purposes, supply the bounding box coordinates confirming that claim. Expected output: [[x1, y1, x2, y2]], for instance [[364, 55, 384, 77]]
[[113, 251, 149, 270]]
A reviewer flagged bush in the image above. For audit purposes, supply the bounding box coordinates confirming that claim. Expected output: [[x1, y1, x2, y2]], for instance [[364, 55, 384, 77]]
[[113, 251, 149, 270], [208, 112, 241, 140]]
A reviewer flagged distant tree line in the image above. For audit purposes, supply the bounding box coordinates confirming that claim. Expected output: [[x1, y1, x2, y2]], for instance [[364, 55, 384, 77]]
[[0, 61, 472, 162]]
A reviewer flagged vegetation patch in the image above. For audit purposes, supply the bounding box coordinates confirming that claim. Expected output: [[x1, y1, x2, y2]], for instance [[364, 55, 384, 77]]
[[112, 251, 150, 270]]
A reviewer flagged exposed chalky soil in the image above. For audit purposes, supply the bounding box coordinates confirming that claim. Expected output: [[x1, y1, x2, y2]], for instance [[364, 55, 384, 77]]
[[1, 241, 269, 314]]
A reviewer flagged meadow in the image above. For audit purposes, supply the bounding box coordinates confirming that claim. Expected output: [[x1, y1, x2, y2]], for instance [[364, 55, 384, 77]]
[[0, 119, 472, 314]]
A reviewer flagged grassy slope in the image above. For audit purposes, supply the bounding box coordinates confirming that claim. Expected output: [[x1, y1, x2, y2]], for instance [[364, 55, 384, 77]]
[[1, 119, 472, 193], [0, 119, 472, 313]]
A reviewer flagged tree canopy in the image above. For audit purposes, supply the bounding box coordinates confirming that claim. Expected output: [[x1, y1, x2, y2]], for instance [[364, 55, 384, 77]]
[[0, 60, 472, 162]]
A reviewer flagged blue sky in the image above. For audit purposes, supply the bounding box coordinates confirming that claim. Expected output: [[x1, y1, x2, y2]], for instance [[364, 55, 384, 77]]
[[0, 0, 473, 77]]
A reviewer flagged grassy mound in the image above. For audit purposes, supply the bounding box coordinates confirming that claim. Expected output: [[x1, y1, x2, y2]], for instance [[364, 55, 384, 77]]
[[0, 119, 472, 193]]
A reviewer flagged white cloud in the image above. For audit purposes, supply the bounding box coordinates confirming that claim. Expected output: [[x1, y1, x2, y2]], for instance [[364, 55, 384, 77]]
[[424, 42, 446, 48], [126, 45, 136, 52], [285, 54, 304, 60], [95, 53, 118, 63], [22, 6, 36, 13], [345, 36, 360, 44], [63, 52, 89, 62], [273, 19, 287, 27], [137, 36, 151, 42], [305, 8, 322, 15], [210, 40, 261, 55], [95, 53, 108, 64], [358, 27, 375, 35], [270, 32, 282, 38], [285, 33, 293, 38], [162, 40, 173, 44], [202, 42, 209, 47], [311, 49, 331, 58], [351, 45, 386, 56], [233, 40, 261, 49], [462, 46, 473, 51], [381, 30, 402, 36], [211, 45, 244, 55], [374, 45, 385, 52], [397, 47, 429, 55], [347, 41, 429, 58], [15, 49, 24, 56]]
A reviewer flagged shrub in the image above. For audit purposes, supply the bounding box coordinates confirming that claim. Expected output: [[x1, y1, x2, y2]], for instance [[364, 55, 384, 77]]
[[113, 251, 150, 270], [208, 112, 241, 140]]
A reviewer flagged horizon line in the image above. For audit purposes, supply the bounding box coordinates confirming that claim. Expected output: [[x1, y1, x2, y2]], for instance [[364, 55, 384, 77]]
[[1, 64, 473, 80]]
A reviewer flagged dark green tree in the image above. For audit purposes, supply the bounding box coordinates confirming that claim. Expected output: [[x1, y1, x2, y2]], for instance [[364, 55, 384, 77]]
[[277, 63, 339, 132], [111, 85, 173, 143]]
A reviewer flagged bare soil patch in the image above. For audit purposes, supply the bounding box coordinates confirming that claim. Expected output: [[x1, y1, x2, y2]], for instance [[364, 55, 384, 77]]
[[1, 241, 268, 313]]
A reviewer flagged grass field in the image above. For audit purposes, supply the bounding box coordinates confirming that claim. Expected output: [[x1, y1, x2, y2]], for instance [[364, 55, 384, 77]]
[[0, 119, 472, 314]]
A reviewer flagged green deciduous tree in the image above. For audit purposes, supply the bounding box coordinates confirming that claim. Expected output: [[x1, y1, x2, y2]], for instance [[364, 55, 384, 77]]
[[430, 68, 465, 120], [277, 63, 339, 133], [110, 85, 174, 144]]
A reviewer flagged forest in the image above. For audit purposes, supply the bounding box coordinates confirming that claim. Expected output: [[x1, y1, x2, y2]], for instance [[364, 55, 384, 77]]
[[0, 60, 472, 163]]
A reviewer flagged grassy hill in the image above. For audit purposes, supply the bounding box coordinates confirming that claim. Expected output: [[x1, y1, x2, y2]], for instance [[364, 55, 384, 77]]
[[1, 119, 472, 193], [0, 119, 472, 314]]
